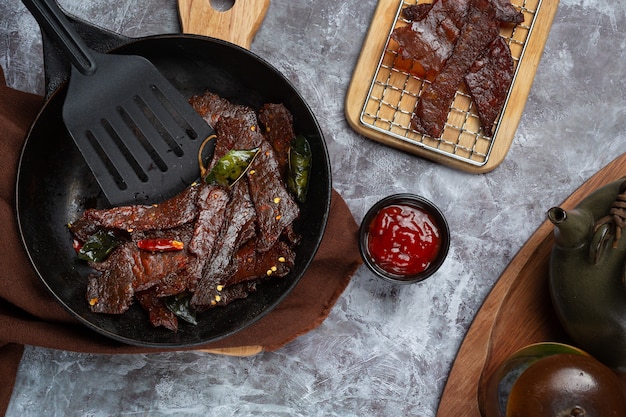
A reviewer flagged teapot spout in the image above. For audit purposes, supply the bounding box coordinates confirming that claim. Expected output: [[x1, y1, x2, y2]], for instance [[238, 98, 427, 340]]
[[547, 207, 593, 249]]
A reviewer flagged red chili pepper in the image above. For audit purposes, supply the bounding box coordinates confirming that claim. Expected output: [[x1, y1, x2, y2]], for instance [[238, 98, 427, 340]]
[[137, 238, 184, 252], [72, 238, 83, 253]]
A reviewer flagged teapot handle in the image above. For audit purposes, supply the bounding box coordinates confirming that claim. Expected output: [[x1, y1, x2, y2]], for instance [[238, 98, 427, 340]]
[[588, 223, 613, 265]]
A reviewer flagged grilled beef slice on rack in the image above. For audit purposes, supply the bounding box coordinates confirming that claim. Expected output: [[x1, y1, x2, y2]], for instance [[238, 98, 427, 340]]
[[491, 0, 525, 23], [464, 36, 515, 136], [391, 0, 523, 138], [411, 0, 501, 137], [401, 3, 434, 21], [391, 0, 470, 76]]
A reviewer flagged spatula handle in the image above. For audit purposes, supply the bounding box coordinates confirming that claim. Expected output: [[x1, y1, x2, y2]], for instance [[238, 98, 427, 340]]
[[22, 0, 97, 75]]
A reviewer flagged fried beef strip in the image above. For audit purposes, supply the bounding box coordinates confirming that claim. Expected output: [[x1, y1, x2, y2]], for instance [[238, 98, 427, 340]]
[[464, 36, 515, 136], [86, 244, 135, 314], [391, 0, 470, 75], [402, 3, 434, 21], [491, 0, 524, 23], [86, 228, 193, 314], [412, 0, 501, 137], [258, 103, 295, 178], [248, 139, 301, 253], [184, 184, 231, 291], [392, 0, 523, 138], [195, 240, 295, 312], [227, 240, 295, 287], [70, 185, 201, 242], [209, 281, 258, 309], [191, 180, 257, 307], [189, 91, 258, 129]]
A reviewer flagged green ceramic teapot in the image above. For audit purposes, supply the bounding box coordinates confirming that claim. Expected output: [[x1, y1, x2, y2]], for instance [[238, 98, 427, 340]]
[[548, 178, 626, 371]]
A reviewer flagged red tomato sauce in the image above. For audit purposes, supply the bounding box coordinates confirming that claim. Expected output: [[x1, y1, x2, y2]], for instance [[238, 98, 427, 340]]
[[367, 204, 441, 276]]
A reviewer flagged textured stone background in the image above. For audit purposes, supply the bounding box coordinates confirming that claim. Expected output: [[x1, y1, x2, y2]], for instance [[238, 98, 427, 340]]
[[2, 0, 626, 415]]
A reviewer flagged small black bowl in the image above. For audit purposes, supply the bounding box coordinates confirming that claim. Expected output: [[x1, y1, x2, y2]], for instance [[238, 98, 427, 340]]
[[359, 194, 450, 284]]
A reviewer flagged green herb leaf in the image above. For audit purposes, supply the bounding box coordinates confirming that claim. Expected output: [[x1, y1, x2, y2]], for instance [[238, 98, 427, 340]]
[[77, 230, 120, 263], [205, 148, 259, 187], [287, 134, 312, 203], [164, 293, 198, 325]]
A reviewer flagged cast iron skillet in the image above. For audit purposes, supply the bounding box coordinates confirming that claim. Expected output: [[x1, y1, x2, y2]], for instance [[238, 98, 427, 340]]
[[16, 11, 331, 347]]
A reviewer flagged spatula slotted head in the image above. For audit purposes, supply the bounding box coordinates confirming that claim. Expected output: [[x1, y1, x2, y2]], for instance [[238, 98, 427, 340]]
[[62, 51, 214, 206]]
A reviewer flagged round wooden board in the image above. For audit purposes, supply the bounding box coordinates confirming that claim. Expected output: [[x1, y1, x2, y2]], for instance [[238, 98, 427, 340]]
[[436, 153, 626, 416]]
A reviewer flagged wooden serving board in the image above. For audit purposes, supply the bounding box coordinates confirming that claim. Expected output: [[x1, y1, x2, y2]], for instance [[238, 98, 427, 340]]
[[436, 153, 626, 416], [345, 0, 560, 173], [177, 0, 270, 357]]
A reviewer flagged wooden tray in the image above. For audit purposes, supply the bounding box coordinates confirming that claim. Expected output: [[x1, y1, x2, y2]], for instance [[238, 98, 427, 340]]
[[436, 153, 626, 416], [345, 0, 560, 173]]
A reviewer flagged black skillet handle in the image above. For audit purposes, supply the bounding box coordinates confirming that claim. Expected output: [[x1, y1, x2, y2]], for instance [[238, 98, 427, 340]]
[[23, 0, 131, 99]]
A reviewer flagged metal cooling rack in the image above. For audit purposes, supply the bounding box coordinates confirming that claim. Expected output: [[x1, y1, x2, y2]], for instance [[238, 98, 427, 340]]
[[359, 0, 543, 167]]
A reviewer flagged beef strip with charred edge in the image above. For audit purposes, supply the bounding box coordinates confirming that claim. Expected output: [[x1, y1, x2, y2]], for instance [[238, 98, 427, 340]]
[[227, 240, 295, 287], [185, 184, 231, 291], [70, 185, 201, 242], [86, 244, 135, 314], [491, 0, 525, 23], [464, 36, 515, 136], [125, 226, 195, 295], [191, 180, 257, 307], [247, 139, 300, 253], [195, 240, 295, 312], [210, 113, 265, 163], [412, 0, 501, 137], [258, 103, 295, 178], [210, 281, 258, 308], [402, 3, 434, 21], [391, 0, 470, 76], [189, 91, 258, 129]]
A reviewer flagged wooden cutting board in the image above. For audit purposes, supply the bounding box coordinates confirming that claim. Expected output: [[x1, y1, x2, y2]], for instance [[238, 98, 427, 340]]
[[178, 0, 269, 49], [345, 0, 560, 173], [436, 153, 626, 416], [177, 0, 270, 357]]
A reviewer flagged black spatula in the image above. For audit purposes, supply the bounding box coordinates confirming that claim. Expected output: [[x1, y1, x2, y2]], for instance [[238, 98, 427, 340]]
[[23, 0, 214, 205]]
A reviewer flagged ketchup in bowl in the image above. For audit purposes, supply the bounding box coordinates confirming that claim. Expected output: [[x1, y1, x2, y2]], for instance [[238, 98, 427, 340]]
[[359, 194, 450, 284], [367, 204, 442, 275]]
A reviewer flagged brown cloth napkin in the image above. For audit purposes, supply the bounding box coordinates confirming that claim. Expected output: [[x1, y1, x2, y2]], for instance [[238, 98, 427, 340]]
[[0, 66, 362, 415]]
